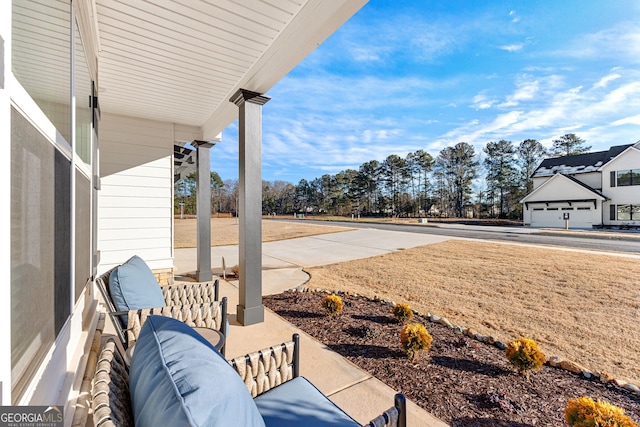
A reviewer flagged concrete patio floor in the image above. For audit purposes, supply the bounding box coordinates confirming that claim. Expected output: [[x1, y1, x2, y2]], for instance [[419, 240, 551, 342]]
[[173, 228, 453, 426]]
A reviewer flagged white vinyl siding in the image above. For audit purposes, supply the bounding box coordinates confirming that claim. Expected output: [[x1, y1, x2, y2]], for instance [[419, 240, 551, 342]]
[[600, 147, 640, 226], [570, 171, 601, 190], [98, 113, 177, 273]]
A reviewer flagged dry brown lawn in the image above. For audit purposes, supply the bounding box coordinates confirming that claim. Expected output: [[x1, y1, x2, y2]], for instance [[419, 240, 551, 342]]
[[305, 240, 640, 386], [174, 218, 640, 386], [173, 217, 351, 248]]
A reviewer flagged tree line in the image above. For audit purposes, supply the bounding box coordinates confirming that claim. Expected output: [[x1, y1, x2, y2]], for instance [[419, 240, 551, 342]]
[[174, 133, 590, 220]]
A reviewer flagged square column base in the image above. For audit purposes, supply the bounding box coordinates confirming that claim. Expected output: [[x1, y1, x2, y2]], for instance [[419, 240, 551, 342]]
[[195, 269, 213, 282], [237, 304, 264, 326]]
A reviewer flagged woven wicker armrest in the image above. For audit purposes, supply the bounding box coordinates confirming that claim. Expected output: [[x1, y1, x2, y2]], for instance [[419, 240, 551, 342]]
[[91, 340, 134, 427], [95, 264, 222, 349], [162, 280, 220, 306], [229, 333, 300, 398], [125, 297, 228, 349]]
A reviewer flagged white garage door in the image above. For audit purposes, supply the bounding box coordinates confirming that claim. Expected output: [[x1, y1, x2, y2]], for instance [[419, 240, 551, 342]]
[[531, 207, 593, 228]]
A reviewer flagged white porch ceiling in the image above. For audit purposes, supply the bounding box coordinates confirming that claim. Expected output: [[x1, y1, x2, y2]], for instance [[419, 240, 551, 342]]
[[95, 0, 367, 140]]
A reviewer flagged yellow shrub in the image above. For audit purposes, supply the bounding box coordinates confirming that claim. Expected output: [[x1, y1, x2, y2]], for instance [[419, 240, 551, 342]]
[[392, 303, 413, 323], [322, 294, 343, 316], [565, 396, 638, 427], [505, 338, 546, 379], [400, 323, 432, 360]]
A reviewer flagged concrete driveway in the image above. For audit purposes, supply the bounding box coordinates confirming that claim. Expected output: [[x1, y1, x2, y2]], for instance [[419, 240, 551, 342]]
[[174, 228, 453, 294]]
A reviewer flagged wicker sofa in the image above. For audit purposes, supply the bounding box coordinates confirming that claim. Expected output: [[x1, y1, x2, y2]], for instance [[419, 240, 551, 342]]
[[95, 256, 228, 355], [91, 316, 406, 427]]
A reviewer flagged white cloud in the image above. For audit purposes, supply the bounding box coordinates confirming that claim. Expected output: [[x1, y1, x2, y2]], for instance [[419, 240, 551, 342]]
[[500, 43, 523, 52], [476, 102, 495, 110], [332, 16, 461, 64], [472, 93, 497, 110], [499, 77, 540, 107], [261, 65, 640, 180], [612, 114, 640, 126], [350, 47, 382, 62], [428, 68, 640, 154], [557, 23, 640, 62], [593, 73, 622, 89]]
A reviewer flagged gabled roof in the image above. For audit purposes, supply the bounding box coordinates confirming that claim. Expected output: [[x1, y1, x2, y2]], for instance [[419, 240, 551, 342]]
[[532, 144, 633, 177], [562, 174, 607, 199], [597, 144, 640, 171], [521, 173, 607, 204]]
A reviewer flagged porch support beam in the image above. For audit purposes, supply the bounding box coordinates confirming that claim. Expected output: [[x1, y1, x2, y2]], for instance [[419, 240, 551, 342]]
[[230, 89, 270, 326], [193, 139, 216, 282]]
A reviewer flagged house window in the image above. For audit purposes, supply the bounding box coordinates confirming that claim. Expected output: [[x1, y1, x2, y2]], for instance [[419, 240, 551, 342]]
[[12, 0, 71, 144], [618, 205, 631, 220], [615, 204, 640, 221], [547, 207, 558, 211], [532, 208, 544, 211], [615, 169, 640, 187], [561, 207, 574, 211], [11, 0, 95, 402], [577, 207, 591, 210]]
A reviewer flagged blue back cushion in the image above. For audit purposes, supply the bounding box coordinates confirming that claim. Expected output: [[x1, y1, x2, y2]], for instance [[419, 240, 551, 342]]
[[108, 255, 166, 326], [129, 316, 265, 427]]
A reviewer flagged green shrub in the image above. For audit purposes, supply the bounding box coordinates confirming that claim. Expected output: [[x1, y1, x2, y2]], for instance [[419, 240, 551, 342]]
[[400, 323, 432, 361], [505, 338, 546, 379], [322, 294, 343, 316], [392, 303, 413, 323], [565, 396, 638, 427]]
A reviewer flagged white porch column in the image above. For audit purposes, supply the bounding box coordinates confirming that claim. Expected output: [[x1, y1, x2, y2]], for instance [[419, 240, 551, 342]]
[[193, 140, 216, 282], [230, 89, 270, 326]]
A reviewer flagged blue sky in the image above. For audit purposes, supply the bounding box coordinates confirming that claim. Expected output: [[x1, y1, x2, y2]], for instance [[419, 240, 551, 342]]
[[212, 0, 640, 183]]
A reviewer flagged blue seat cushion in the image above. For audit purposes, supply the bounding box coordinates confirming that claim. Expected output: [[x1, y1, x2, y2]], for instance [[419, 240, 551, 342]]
[[254, 376, 360, 427], [129, 316, 265, 427], [108, 255, 166, 326]]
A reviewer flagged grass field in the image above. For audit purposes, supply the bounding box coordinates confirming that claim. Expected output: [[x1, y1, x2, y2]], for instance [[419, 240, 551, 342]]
[[173, 217, 352, 248]]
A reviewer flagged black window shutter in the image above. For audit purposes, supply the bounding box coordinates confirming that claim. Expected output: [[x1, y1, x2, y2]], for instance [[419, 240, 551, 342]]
[[610, 204, 616, 220], [610, 171, 616, 187]]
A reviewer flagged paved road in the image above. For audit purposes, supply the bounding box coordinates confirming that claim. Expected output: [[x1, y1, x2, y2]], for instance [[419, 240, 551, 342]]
[[291, 219, 640, 254]]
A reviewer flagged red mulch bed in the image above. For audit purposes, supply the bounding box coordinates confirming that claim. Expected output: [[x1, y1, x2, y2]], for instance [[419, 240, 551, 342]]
[[263, 291, 640, 426]]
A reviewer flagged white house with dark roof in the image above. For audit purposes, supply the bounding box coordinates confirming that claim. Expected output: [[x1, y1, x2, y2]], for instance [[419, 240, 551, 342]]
[[521, 141, 640, 229]]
